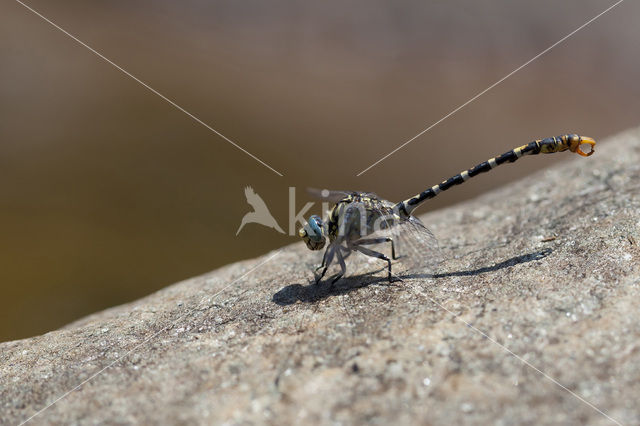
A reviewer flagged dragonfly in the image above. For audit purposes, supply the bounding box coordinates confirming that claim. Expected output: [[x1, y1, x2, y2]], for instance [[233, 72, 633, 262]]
[[298, 134, 596, 286]]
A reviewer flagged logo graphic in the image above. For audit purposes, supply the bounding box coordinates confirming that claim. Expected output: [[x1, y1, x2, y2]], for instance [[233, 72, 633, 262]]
[[236, 186, 285, 235]]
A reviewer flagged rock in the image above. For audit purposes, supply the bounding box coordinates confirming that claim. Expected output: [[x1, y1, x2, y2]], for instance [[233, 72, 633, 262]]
[[2, 129, 640, 425]]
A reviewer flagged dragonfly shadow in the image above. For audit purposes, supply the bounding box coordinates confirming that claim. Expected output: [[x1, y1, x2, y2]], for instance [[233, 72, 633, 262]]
[[272, 248, 553, 306], [272, 269, 394, 306], [408, 247, 553, 279]]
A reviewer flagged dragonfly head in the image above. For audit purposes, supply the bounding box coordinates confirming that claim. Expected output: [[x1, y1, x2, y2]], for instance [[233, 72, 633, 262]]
[[298, 215, 326, 250]]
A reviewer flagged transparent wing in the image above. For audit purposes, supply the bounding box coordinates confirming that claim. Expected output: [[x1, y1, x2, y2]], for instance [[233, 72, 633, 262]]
[[364, 201, 442, 275], [306, 188, 378, 203], [390, 215, 442, 273]]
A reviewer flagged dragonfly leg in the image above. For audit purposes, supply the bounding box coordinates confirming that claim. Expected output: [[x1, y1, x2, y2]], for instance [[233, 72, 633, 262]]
[[330, 248, 347, 288], [315, 248, 329, 272], [352, 237, 397, 260], [353, 245, 402, 283], [315, 246, 335, 284], [339, 245, 353, 260], [315, 267, 328, 285]]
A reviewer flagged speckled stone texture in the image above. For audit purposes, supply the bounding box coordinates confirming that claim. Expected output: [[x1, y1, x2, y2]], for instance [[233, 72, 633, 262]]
[[2, 129, 640, 425]]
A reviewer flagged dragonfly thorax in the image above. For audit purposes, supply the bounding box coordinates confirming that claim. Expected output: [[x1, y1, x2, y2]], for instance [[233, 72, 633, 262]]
[[325, 194, 402, 243]]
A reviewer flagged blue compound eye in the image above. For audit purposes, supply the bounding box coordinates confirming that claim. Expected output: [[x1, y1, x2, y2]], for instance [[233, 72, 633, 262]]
[[300, 215, 326, 251], [306, 215, 324, 241]]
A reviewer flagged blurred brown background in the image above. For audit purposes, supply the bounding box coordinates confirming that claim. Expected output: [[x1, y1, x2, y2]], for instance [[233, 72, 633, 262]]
[[1, 0, 638, 342]]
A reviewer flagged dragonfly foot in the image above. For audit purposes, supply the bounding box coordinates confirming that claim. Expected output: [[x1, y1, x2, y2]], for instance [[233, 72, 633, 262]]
[[389, 275, 403, 284]]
